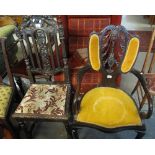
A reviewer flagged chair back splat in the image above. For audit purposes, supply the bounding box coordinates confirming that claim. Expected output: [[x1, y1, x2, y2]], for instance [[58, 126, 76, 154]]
[[98, 25, 129, 87], [16, 16, 70, 84]]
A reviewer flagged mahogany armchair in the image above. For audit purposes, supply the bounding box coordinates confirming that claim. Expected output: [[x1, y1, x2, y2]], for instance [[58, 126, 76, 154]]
[[71, 25, 153, 139]]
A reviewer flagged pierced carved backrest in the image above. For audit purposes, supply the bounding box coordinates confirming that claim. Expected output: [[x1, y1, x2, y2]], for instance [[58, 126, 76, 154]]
[[16, 16, 69, 83], [88, 25, 139, 87]]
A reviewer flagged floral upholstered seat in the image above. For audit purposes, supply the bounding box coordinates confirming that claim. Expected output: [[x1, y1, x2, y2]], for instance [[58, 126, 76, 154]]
[[0, 85, 13, 118], [14, 84, 68, 119]]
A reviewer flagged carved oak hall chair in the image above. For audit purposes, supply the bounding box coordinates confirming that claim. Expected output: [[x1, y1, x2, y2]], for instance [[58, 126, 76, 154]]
[[71, 25, 153, 139], [0, 38, 18, 138], [12, 16, 72, 138]]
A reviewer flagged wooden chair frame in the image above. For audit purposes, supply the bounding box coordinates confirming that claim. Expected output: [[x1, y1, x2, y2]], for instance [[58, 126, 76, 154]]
[[12, 16, 73, 138], [70, 25, 153, 139]]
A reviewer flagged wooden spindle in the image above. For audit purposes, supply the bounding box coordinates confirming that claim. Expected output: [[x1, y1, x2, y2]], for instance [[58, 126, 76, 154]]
[[31, 33, 42, 69], [142, 29, 155, 73]]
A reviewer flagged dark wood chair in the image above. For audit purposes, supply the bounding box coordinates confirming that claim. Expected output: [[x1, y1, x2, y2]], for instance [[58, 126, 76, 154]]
[[12, 16, 72, 138], [71, 25, 153, 139], [0, 38, 18, 138]]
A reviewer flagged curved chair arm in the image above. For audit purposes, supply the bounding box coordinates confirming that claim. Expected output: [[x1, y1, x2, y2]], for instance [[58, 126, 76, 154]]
[[130, 69, 153, 119], [72, 64, 92, 115]]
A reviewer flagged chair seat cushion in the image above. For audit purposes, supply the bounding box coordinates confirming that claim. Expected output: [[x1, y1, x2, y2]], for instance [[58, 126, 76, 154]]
[[0, 85, 12, 118], [14, 84, 68, 119], [77, 87, 142, 128]]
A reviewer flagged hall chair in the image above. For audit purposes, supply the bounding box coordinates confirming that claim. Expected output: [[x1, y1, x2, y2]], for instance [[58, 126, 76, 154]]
[[0, 38, 18, 138], [12, 16, 72, 138], [10, 16, 67, 96], [71, 25, 153, 139]]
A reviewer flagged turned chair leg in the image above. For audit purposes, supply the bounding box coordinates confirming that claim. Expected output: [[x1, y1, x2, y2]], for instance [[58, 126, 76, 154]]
[[18, 121, 30, 138], [64, 122, 73, 139], [135, 131, 145, 139], [18, 121, 38, 139], [72, 128, 79, 139], [14, 76, 25, 96], [27, 121, 37, 139]]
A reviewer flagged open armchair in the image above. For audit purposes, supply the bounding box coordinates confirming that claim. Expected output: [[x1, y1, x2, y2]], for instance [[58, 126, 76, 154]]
[[71, 25, 153, 139]]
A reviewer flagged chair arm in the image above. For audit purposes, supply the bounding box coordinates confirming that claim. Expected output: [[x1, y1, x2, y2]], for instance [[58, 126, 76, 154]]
[[130, 69, 153, 119], [72, 64, 92, 114]]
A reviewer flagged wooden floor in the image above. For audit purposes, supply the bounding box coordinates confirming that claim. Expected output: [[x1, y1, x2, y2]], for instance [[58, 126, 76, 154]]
[[0, 128, 13, 139]]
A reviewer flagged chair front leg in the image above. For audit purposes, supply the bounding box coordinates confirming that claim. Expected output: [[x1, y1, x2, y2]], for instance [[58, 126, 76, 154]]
[[135, 131, 145, 139], [18, 121, 30, 138], [71, 127, 79, 139], [14, 76, 25, 96], [63, 122, 73, 139]]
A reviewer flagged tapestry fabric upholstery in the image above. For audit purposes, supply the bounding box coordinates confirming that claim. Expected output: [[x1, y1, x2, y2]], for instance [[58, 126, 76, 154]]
[[14, 84, 68, 117]]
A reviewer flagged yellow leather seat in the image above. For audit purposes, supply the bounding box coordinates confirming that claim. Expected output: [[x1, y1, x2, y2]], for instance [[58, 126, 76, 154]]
[[0, 85, 12, 118], [77, 87, 142, 128]]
